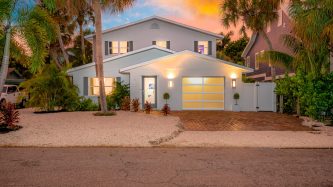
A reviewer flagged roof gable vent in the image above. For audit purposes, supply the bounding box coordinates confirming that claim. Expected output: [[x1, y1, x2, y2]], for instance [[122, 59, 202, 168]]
[[150, 23, 160, 29]]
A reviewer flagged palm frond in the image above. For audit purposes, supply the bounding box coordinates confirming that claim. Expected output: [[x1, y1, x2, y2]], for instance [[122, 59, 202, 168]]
[[0, 0, 13, 24], [17, 6, 57, 73], [256, 50, 294, 71], [101, 0, 135, 14]]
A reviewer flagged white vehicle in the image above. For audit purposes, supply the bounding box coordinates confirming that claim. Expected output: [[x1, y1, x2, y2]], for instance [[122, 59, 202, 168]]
[[0, 85, 27, 107]]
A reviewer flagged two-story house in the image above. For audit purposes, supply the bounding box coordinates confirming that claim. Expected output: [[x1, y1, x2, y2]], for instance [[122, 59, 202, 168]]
[[242, 3, 294, 82], [68, 16, 254, 111]]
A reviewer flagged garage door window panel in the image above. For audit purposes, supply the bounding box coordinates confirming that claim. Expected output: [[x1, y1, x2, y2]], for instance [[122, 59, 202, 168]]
[[182, 77, 224, 110], [183, 94, 202, 101]]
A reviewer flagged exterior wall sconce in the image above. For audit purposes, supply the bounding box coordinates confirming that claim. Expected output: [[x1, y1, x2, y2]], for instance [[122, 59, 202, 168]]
[[232, 79, 236, 88], [168, 80, 174, 88]]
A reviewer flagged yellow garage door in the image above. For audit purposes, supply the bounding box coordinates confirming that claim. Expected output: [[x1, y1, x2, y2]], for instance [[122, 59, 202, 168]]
[[182, 77, 224, 110]]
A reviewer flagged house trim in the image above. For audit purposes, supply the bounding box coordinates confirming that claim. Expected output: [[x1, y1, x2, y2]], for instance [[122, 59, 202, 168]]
[[85, 16, 223, 40], [241, 32, 258, 58], [120, 50, 253, 73], [67, 46, 175, 73]]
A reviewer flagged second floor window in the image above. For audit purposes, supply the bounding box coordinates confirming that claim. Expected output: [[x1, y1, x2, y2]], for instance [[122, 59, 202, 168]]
[[152, 41, 170, 49], [198, 41, 208, 55], [105, 41, 133, 55], [111, 41, 119, 54], [194, 41, 212, 55]]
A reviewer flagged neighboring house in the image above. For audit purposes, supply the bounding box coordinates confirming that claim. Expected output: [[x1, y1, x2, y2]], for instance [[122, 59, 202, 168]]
[[242, 5, 294, 81], [68, 16, 277, 111], [5, 68, 25, 85]]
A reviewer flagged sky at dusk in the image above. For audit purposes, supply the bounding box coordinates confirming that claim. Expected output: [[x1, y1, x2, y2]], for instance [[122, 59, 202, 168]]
[[101, 0, 244, 40]]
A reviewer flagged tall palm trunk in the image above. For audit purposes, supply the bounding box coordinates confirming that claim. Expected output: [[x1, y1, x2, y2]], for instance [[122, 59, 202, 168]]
[[330, 52, 333, 72], [50, 48, 62, 70], [79, 22, 86, 64], [0, 25, 11, 93], [92, 0, 107, 113], [261, 31, 276, 81], [56, 24, 70, 66]]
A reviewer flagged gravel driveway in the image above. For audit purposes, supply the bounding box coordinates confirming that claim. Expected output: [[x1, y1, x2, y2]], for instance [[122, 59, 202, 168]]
[[0, 109, 180, 147]]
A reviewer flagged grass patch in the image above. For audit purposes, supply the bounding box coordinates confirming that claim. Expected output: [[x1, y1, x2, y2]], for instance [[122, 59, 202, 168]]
[[93, 111, 117, 116]]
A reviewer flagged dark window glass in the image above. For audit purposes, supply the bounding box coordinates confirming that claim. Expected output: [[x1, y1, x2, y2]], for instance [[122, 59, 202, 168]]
[[7, 86, 17, 94]]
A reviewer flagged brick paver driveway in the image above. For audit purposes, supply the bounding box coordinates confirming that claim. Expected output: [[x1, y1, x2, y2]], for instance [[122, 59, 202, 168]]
[[172, 111, 313, 131]]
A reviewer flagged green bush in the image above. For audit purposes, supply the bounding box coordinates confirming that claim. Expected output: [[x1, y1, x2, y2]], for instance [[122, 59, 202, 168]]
[[300, 73, 333, 119], [20, 64, 81, 112], [163, 92, 170, 104], [77, 98, 99, 111], [106, 81, 129, 110], [276, 72, 333, 120]]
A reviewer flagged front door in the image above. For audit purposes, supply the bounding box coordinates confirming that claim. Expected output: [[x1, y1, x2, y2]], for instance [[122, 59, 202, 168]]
[[143, 76, 157, 108]]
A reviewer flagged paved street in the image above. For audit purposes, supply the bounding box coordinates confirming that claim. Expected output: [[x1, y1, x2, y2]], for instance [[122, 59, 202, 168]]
[[1, 148, 333, 186]]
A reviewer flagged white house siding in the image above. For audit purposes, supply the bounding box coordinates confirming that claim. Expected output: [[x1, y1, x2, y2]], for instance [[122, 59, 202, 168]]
[[123, 53, 249, 111], [67, 48, 173, 100], [100, 19, 218, 59]]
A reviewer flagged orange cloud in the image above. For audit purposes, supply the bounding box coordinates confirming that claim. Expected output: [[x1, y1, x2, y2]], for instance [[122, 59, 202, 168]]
[[182, 0, 220, 17], [144, 0, 246, 39]]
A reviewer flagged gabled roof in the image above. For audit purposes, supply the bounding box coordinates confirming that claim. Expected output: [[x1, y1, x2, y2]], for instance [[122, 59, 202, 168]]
[[85, 16, 223, 40], [241, 32, 258, 58], [67, 46, 175, 73], [241, 6, 292, 58], [120, 50, 253, 73]]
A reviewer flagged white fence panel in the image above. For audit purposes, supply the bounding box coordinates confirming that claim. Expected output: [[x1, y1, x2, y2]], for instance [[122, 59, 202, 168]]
[[239, 82, 276, 112]]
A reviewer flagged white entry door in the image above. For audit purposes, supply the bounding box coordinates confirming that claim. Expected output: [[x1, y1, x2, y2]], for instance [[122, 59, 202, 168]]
[[182, 77, 224, 110], [143, 76, 157, 108]]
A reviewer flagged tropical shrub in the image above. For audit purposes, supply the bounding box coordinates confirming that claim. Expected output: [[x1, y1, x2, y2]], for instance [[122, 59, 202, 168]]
[[131, 98, 140, 112], [161, 104, 170, 116], [144, 101, 152, 114], [0, 102, 20, 128], [121, 96, 131, 111], [106, 81, 129, 110], [20, 64, 81, 112], [77, 98, 99, 111], [276, 72, 333, 120], [300, 73, 333, 120]]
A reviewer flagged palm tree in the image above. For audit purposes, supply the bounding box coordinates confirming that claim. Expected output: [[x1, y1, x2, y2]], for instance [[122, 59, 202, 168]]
[[221, 0, 282, 81], [0, 0, 56, 92], [90, 0, 134, 113], [258, 0, 332, 76], [39, 1, 72, 66], [289, 0, 333, 74], [65, 0, 94, 65]]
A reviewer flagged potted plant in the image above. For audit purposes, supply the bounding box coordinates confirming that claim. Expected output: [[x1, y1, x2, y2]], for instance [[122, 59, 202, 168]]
[[163, 92, 170, 104], [144, 101, 152, 114], [162, 93, 171, 116], [131, 98, 140, 112], [232, 93, 240, 112]]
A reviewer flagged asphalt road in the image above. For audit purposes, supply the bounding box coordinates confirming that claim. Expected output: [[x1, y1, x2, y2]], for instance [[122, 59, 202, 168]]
[[0, 148, 333, 186]]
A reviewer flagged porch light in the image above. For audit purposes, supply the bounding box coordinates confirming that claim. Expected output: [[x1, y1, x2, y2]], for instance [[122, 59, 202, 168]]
[[232, 79, 236, 88], [230, 73, 237, 79], [168, 80, 174, 88], [167, 72, 175, 79]]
